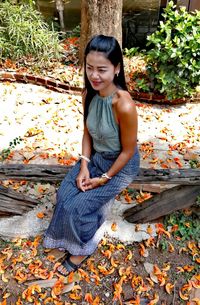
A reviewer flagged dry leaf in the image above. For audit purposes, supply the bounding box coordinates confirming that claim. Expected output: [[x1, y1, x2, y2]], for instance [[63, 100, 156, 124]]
[[165, 283, 174, 294], [111, 222, 117, 231]]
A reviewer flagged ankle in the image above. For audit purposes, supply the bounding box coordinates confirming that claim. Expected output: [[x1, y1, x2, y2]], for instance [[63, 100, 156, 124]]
[[70, 255, 86, 264]]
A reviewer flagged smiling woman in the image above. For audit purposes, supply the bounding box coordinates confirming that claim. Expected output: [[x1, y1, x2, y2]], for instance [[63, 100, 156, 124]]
[[43, 34, 140, 276]]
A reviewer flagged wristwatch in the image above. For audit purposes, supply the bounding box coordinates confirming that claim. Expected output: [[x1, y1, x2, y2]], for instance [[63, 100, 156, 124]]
[[101, 173, 112, 180], [99, 173, 112, 186]]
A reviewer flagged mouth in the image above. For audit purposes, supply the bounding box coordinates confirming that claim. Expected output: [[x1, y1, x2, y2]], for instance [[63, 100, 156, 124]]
[[91, 81, 102, 87]]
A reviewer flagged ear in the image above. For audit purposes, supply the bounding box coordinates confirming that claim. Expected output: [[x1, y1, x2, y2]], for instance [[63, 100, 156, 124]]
[[115, 63, 120, 76]]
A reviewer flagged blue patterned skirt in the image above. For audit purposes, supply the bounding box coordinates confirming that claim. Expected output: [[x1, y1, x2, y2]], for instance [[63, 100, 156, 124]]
[[43, 148, 140, 255]]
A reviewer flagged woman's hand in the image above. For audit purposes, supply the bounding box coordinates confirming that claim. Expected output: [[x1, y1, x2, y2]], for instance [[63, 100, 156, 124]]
[[83, 177, 108, 191], [76, 167, 90, 192]]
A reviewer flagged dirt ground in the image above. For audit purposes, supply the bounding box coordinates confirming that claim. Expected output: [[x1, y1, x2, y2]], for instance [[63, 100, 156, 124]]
[[0, 207, 199, 305]]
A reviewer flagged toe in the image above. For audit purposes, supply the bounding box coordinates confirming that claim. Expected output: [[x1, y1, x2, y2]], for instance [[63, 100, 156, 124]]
[[57, 265, 69, 276]]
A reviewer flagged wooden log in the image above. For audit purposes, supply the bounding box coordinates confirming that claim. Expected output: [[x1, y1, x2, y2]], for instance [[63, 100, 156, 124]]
[[123, 185, 200, 223], [0, 164, 199, 184], [128, 183, 177, 193], [0, 164, 71, 182], [0, 185, 40, 216]]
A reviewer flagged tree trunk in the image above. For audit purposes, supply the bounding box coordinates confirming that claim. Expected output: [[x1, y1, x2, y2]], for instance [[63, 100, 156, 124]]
[[56, 0, 65, 32], [79, 0, 123, 65]]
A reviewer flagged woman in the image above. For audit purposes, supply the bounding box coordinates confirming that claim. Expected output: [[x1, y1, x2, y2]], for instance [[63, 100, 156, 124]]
[[43, 34, 140, 276]]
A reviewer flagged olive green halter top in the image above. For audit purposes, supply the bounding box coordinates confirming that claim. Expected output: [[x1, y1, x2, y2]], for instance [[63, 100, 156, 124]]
[[86, 93, 121, 153]]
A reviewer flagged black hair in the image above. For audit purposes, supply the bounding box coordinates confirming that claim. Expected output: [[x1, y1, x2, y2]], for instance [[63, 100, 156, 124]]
[[83, 34, 128, 121]]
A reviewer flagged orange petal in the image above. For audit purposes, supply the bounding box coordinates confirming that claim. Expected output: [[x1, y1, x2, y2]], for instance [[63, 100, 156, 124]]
[[148, 292, 159, 304], [125, 250, 133, 261], [179, 290, 189, 300], [111, 222, 117, 231], [191, 298, 200, 305], [165, 283, 174, 294], [84, 293, 93, 303], [168, 242, 175, 253]]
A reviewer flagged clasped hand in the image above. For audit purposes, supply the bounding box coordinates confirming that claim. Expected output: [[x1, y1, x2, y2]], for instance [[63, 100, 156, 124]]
[[76, 168, 100, 192]]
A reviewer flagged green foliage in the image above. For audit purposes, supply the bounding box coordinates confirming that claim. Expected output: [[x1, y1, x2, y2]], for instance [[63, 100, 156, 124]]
[[164, 210, 200, 242], [196, 196, 200, 207], [135, 78, 150, 92], [124, 47, 140, 58], [0, 1, 62, 64], [0, 136, 23, 161], [68, 24, 81, 38], [189, 159, 199, 168], [158, 238, 168, 251], [145, 1, 200, 99]]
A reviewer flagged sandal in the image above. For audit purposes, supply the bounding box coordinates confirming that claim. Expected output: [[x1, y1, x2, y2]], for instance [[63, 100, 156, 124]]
[[57, 253, 90, 276]]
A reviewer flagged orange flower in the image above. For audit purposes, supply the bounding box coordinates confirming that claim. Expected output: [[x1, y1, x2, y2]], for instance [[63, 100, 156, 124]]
[[113, 282, 123, 305], [156, 223, 171, 238], [85, 293, 93, 304], [37, 212, 45, 219], [125, 193, 132, 203], [148, 292, 159, 304], [165, 283, 174, 294], [111, 222, 117, 231]]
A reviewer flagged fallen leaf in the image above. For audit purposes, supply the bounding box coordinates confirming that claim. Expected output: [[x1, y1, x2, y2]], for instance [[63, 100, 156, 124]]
[[165, 283, 174, 294], [111, 222, 117, 231], [37, 212, 45, 219], [139, 243, 149, 257], [148, 292, 159, 304]]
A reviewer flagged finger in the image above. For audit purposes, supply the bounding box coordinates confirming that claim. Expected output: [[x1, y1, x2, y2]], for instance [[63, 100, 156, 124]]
[[84, 184, 93, 190], [77, 185, 85, 192], [77, 180, 85, 192]]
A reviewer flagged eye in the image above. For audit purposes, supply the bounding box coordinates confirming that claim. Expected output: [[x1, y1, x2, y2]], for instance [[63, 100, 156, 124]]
[[99, 69, 107, 73]]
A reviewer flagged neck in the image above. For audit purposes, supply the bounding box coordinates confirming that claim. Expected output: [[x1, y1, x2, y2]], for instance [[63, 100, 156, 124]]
[[99, 84, 117, 97]]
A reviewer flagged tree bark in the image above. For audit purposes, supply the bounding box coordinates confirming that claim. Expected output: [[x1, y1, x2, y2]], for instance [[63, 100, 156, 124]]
[[79, 0, 123, 65], [56, 0, 65, 32]]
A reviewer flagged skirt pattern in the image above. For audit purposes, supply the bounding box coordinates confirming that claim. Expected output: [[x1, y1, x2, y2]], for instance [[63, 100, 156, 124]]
[[43, 149, 140, 255]]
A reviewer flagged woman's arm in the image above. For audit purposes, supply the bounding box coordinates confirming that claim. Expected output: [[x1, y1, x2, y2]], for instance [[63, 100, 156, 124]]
[[106, 91, 138, 179], [76, 92, 93, 191], [80, 91, 93, 169], [80, 123, 93, 169]]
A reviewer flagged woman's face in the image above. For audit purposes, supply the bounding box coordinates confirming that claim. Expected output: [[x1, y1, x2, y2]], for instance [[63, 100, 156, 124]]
[[86, 51, 119, 94]]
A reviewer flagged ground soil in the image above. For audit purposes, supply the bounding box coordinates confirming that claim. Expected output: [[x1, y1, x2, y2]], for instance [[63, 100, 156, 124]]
[[0, 220, 199, 305]]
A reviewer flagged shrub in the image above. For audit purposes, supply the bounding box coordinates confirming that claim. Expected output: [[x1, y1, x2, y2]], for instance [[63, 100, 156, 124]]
[[145, 1, 200, 99], [0, 1, 62, 64]]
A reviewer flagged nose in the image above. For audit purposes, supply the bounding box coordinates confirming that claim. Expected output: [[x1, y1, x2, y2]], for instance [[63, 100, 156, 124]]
[[89, 70, 99, 79]]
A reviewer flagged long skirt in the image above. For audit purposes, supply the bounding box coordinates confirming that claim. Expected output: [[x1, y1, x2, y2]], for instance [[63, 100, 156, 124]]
[[43, 149, 140, 255]]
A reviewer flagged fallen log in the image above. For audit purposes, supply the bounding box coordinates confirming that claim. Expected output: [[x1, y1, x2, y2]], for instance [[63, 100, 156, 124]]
[[0, 164, 199, 219], [123, 185, 200, 223], [0, 164, 200, 185], [0, 185, 39, 216]]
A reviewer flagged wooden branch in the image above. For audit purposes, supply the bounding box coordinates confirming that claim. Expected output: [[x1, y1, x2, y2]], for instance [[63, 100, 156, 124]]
[[0, 164, 199, 185], [123, 185, 200, 223], [0, 185, 40, 216]]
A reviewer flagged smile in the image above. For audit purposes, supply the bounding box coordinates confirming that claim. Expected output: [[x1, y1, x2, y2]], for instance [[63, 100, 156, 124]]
[[91, 81, 102, 86]]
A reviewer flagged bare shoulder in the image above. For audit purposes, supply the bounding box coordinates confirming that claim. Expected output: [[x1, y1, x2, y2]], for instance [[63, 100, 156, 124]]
[[115, 89, 136, 114]]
